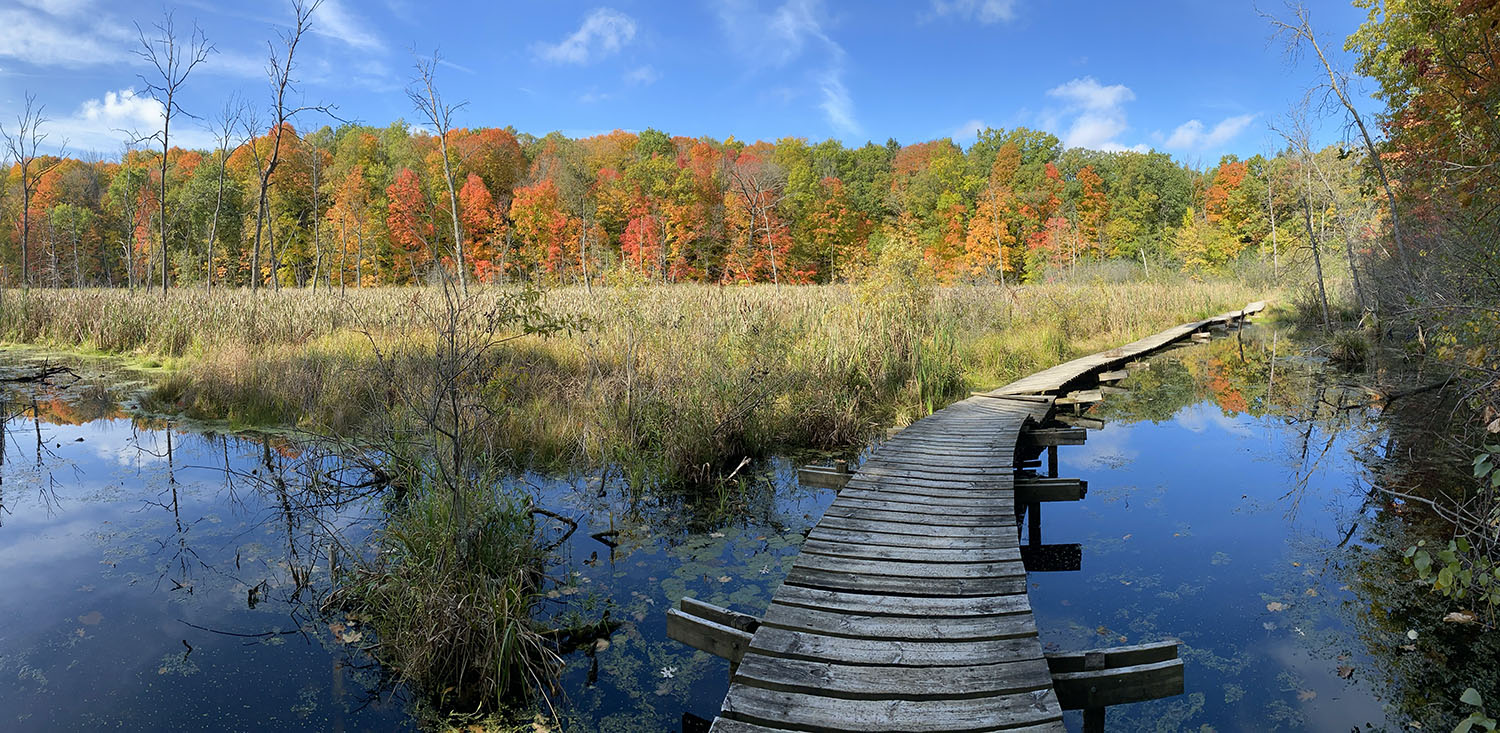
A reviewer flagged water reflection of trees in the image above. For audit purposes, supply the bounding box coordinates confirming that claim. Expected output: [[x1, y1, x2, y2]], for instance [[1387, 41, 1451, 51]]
[[1093, 326, 1497, 728]]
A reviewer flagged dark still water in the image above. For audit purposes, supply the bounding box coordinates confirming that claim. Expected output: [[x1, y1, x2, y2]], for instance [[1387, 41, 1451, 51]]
[[1, 326, 1489, 732]]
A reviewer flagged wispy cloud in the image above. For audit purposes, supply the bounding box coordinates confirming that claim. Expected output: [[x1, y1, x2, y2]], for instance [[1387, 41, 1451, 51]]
[[1045, 76, 1144, 152], [0, 3, 132, 69], [310, 0, 384, 52], [535, 8, 637, 65], [717, 0, 860, 138], [953, 118, 985, 144], [1162, 114, 1257, 151], [624, 64, 659, 86], [929, 0, 1017, 24]]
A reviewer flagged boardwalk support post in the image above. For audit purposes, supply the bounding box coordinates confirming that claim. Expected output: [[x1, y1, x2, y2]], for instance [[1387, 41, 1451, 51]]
[[1046, 640, 1184, 733]]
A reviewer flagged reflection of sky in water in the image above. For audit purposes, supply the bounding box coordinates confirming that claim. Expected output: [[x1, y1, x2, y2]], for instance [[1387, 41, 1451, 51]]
[[0, 410, 411, 732], [0, 334, 1430, 730], [1030, 353, 1392, 731]]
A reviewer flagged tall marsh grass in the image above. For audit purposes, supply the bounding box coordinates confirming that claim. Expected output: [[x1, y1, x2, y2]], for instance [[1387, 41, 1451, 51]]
[[0, 275, 1268, 480]]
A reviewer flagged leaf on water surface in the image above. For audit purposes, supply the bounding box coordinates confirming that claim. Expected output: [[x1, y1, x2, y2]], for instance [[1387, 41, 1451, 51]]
[[339, 630, 363, 644], [1461, 688, 1485, 707], [1304, 588, 1318, 597], [1443, 611, 1477, 624], [1337, 665, 1355, 679], [1407, 629, 1420, 640], [709, 532, 725, 538], [1266, 602, 1287, 612], [1291, 561, 1301, 567], [1263, 622, 1277, 630], [78, 611, 102, 625], [717, 575, 731, 583], [1297, 690, 1317, 701], [1122, 534, 1133, 540], [593, 639, 610, 653]]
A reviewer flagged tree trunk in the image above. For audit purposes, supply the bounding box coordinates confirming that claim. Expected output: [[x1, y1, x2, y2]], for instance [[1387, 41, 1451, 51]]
[[1302, 196, 1332, 333]]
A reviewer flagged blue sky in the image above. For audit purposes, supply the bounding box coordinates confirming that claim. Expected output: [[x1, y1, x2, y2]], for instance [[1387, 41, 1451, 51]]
[[0, 0, 1378, 165]]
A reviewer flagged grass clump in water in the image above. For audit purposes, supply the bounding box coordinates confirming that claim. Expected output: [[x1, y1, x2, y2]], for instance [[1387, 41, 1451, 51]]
[[340, 475, 556, 713]]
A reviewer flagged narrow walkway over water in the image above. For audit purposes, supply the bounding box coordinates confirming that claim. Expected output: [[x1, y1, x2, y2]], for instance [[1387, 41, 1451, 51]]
[[683, 302, 1265, 732]]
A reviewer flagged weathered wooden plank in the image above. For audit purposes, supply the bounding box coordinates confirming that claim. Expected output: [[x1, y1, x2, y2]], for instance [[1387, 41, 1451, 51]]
[[720, 685, 1063, 732], [1096, 369, 1129, 382], [1044, 640, 1178, 674], [815, 515, 1016, 538], [762, 603, 1037, 642], [707, 718, 800, 733], [830, 496, 1016, 518], [798, 466, 852, 490], [783, 566, 1028, 597], [1020, 427, 1087, 446], [800, 538, 1020, 564], [1056, 389, 1103, 406], [668, 608, 753, 663], [682, 597, 760, 634], [836, 487, 1012, 507], [773, 585, 1032, 618], [1014, 476, 1087, 503], [790, 553, 1024, 580], [748, 626, 1044, 668], [1053, 414, 1106, 430], [822, 505, 1014, 528], [1052, 658, 1185, 710], [733, 652, 1055, 701]]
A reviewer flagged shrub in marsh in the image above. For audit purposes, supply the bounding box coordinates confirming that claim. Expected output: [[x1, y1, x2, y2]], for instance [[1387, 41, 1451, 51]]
[[1330, 329, 1371, 369], [342, 476, 555, 711]]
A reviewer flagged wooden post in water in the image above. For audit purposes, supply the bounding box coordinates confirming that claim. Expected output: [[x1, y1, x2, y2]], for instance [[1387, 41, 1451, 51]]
[[1082, 651, 1107, 733]]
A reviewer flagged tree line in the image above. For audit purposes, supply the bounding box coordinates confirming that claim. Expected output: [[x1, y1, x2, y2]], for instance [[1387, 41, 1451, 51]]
[[4, 116, 1370, 290], [0, 2, 1382, 293]]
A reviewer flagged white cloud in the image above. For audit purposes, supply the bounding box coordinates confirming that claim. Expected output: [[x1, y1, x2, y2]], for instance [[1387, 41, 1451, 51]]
[[954, 118, 985, 143], [716, 0, 860, 137], [50, 88, 217, 154], [535, 8, 637, 65], [310, 0, 384, 52], [624, 64, 659, 86], [1045, 76, 1143, 152], [0, 5, 132, 68], [930, 0, 1017, 23], [1163, 113, 1257, 151]]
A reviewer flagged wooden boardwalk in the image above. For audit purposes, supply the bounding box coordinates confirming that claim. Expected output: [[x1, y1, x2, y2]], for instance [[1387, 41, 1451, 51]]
[[693, 302, 1264, 732]]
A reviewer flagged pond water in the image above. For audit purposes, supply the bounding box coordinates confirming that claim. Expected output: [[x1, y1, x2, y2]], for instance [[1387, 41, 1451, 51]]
[[0, 325, 1488, 731]]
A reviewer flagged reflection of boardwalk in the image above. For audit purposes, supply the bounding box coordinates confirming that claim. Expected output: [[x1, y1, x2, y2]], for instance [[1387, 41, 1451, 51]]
[[689, 302, 1264, 732]]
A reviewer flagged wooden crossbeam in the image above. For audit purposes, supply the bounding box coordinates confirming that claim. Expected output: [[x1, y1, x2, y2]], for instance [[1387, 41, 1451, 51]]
[[1056, 389, 1102, 406], [1098, 385, 1129, 395], [1021, 426, 1087, 446], [798, 465, 851, 490], [1019, 542, 1082, 572], [1055, 415, 1105, 430], [1097, 369, 1129, 382], [667, 598, 758, 666], [1046, 640, 1184, 732], [1015, 476, 1087, 503]]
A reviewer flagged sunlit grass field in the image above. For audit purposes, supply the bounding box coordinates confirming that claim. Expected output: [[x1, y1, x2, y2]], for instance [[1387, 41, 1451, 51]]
[[0, 275, 1268, 479]]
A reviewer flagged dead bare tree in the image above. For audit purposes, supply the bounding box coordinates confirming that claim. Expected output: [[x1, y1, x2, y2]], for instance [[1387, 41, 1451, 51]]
[[250, 0, 331, 292], [204, 98, 245, 292], [408, 51, 469, 297], [1263, 2, 1406, 268], [725, 153, 788, 287], [134, 10, 214, 297], [1274, 108, 1332, 331], [2, 94, 66, 288]]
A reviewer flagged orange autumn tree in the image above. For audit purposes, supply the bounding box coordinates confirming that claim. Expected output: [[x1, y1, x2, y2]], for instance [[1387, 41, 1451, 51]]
[[510, 178, 573, 280], [385, 168, 433, 282], [964, 142, 1021, 284], [457, 173, 503, 282]]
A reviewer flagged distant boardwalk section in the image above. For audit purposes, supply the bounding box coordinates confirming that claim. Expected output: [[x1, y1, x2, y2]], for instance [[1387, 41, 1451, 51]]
[[672, 301, 1265, 732]]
